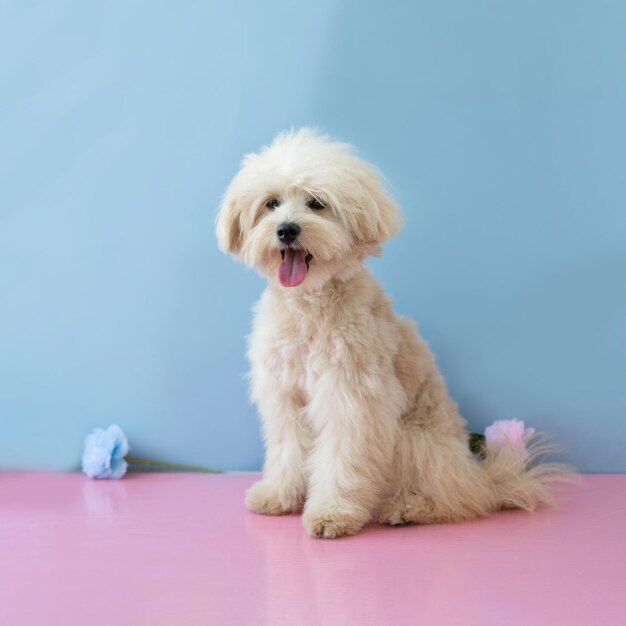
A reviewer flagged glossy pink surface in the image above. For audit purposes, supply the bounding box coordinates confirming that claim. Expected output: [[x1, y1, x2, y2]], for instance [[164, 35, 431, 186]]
[[1, 473, 624, 626]]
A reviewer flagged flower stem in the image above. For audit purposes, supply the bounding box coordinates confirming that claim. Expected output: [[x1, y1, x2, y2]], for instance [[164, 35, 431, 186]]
[[126, 455, 222, 473]]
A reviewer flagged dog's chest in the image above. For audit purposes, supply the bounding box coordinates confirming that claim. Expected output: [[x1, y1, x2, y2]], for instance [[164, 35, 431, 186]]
[[252, 293, 340, 396], [270, 315, 328, 394]]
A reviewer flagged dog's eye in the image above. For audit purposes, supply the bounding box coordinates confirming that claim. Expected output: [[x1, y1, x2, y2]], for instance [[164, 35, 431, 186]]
[[266, 198, 280, 210], [306, 197, 325, 211]]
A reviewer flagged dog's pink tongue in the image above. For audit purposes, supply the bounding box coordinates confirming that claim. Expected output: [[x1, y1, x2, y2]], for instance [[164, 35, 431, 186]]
[[278, 249, 308, 287]]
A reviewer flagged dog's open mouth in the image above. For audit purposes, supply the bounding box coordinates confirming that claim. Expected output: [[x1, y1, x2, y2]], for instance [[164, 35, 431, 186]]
[[278, 249, 313, 287]]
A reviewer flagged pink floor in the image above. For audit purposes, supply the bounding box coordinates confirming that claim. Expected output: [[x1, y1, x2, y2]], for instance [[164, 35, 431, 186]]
[[1, 473, 624, 626]]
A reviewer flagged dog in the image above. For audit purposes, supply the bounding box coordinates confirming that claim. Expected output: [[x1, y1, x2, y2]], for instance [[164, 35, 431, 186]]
[[216, 128, 568, 538]]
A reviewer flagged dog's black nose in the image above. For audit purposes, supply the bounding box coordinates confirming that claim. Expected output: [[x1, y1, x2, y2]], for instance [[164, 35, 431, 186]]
[[276, 222, 301, 244]]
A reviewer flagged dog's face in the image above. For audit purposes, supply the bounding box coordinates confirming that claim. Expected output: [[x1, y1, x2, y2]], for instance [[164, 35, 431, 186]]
[[216, 129, 402, 291]]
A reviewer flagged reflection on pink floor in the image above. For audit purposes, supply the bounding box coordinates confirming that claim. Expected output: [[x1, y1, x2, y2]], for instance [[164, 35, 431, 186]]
[[0, 473, 624, 626]]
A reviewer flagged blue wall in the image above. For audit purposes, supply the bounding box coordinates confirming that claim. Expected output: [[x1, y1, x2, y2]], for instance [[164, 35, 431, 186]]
[[1, 1, 624, 472]]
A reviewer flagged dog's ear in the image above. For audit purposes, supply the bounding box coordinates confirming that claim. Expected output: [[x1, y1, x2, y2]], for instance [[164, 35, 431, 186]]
[[216, 194, 243, 256], [216, 152, 262, 256], [347, 159, 403, 246]]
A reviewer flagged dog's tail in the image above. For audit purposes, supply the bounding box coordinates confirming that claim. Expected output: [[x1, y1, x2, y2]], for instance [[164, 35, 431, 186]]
[[478, 430, 577, 511]]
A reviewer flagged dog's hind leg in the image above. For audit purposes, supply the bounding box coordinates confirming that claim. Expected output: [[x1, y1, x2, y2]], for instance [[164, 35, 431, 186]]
[[379, 425, 498, 525]]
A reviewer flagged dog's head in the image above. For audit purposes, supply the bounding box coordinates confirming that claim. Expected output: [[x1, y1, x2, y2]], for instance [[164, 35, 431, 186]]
[[216, 128, 402, 291]]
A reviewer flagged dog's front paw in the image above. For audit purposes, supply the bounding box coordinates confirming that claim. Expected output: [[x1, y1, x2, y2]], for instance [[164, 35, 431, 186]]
[[302, 505, 364, 539], [245, 480, 303, 515]]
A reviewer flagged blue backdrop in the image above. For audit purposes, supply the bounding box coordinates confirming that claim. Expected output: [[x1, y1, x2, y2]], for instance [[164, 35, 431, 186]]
[[1, 1, 624, 472]]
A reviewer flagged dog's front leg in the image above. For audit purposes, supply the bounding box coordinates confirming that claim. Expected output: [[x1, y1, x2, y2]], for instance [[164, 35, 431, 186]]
[[302, 368, 403, 538], [245, 376, 312, 515]]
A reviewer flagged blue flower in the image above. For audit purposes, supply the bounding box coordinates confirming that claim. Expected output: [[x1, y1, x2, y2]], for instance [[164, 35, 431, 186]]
[[81, 424, 130, 479]]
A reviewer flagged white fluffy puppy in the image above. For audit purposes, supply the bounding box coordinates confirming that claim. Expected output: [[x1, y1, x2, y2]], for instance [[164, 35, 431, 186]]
[[217, 129, 566, 539]]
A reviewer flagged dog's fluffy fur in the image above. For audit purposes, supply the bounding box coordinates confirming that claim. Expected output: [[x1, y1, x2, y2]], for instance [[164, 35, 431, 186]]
[[217, 128, 569, 538]]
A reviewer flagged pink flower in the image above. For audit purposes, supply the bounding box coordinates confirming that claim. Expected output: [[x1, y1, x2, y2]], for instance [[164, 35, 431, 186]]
[[484, 419, 535, 459]]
